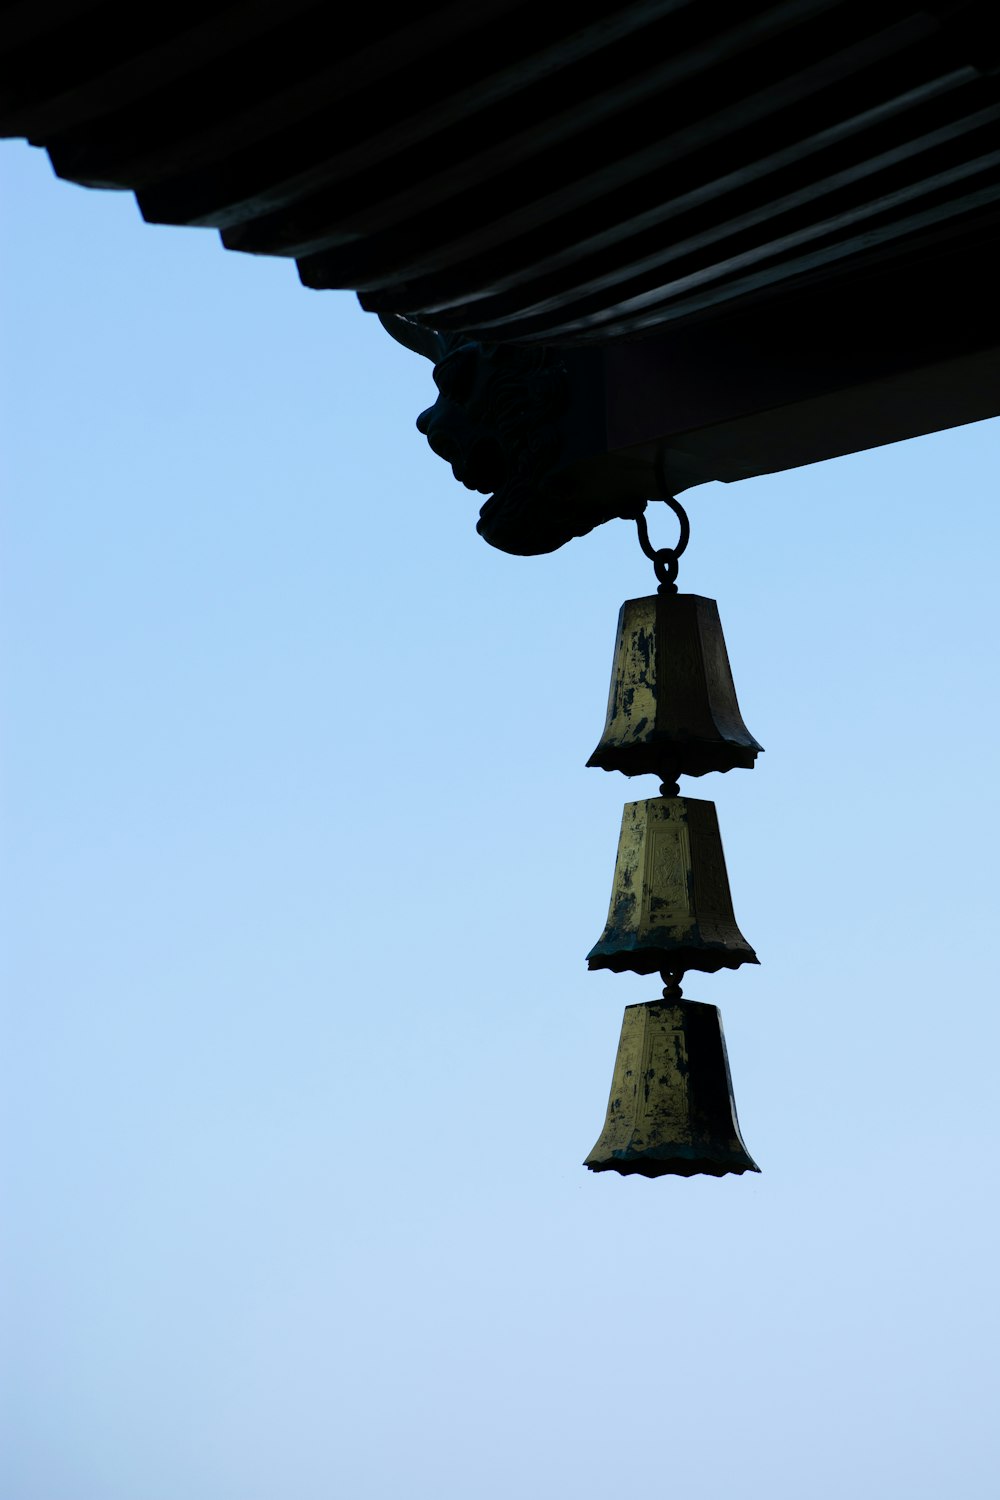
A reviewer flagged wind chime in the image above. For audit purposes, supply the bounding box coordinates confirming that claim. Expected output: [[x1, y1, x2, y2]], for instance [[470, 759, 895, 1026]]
[[584, 495, 761, 1179]]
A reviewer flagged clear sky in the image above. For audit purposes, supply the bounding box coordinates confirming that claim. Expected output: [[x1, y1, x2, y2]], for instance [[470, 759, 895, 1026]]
[[2, 139, 999, 1500]]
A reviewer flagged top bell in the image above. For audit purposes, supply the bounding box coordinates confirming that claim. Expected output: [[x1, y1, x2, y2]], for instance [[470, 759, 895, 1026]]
[[588, 593, 763, 779]]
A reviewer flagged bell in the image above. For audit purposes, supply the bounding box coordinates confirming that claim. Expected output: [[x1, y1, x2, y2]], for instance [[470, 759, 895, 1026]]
[[587, 593, 762, 780], [585, 998, 760, 1178], [588, 795, 757, 975]]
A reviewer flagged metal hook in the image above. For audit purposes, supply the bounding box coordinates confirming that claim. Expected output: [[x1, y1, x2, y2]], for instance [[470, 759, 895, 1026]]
[[635, 494, 690, 594]]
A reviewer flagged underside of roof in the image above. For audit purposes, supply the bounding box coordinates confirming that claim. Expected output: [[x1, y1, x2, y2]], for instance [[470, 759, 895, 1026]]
[[3, 0, 998, 346]]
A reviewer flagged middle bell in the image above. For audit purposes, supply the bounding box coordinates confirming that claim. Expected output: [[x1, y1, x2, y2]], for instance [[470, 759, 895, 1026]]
[[588, 795, 758, 976]]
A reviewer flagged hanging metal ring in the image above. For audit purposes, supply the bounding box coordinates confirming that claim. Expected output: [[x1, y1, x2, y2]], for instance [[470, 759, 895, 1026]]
[[635, 494, 690, 593]]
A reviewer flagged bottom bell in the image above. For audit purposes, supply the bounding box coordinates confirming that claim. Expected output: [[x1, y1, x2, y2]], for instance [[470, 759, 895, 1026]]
[[585, 998, 760, 1179]]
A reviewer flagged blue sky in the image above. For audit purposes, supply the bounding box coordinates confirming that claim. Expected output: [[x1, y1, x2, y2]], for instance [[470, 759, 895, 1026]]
[[3, 139, 999, 1500]]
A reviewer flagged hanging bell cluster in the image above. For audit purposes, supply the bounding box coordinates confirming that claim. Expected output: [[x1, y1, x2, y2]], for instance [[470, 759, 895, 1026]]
[[584, 499, 761, 1179]]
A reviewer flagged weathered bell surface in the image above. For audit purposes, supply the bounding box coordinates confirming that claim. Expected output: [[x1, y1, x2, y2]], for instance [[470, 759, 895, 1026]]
[[585, 999, 760, 1178], [587, 593, 762, 779], [587, 796, 757, 975]]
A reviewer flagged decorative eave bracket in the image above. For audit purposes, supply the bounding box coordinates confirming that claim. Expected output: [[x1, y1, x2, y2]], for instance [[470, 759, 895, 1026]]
[[384, 224, 1000, 557]]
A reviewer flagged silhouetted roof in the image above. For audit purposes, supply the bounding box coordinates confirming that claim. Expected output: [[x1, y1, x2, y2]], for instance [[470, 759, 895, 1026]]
[[4, 0, 997, 345]]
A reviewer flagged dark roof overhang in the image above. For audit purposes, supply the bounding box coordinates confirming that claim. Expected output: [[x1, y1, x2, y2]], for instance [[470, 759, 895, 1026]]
[[4, 0, 997, 550]]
